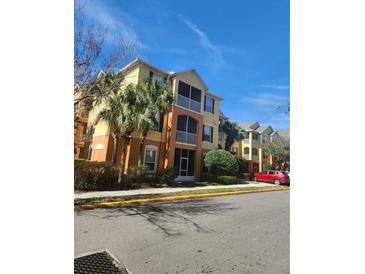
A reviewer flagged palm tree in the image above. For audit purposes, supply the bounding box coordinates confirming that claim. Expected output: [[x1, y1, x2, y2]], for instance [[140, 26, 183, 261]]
[[92, 83, 138, 182], [221, 120, 245, 151], [135, 78, 174, 166]]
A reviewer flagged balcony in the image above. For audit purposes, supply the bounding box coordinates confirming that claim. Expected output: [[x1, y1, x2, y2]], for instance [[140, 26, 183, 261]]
[[252, 155, 258, 161], [177, 94, 201, 112], [252, 139, 259, 145], [243, 154, 250, 160], [176, 130, 197, 145], [243, 139, 249, 144]]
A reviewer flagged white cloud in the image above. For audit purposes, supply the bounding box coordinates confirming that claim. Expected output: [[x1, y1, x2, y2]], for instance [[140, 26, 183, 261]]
[[81, 0, 142, 48], [244, 93, 289, 108], [179, 16, 224, 66], [259, 84, 290, 90]]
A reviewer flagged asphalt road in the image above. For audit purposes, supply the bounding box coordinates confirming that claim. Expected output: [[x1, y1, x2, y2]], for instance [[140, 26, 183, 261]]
[[75, 191, 289, 274]]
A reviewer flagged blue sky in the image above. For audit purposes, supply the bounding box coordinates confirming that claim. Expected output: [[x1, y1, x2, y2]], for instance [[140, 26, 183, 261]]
[[83, 0, 290, 130]]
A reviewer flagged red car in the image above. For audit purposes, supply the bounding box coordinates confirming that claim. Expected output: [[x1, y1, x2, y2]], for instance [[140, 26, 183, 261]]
[[254, 170, 290, 185]]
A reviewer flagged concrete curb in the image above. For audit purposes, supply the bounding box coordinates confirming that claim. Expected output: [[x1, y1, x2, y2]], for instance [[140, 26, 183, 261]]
[[75, 186, 289, 211]]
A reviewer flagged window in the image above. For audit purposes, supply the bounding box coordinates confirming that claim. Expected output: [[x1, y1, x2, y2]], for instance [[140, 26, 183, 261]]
[[176, 115, 198, 144], [74, 102, 80, 113], [268, 171, 275, 175], [150, 113, 163, 132], [149, 71, 165, 83], [177, 116, 197, 134], [252, 133, 259, 141], [252, 148, 258, 156], [204, 96, 215, 113], [191, 87, 202, 102], [177, 81, 202, 112], [203, 125, 213, 142], [178, 81, 190, 97], [144, 147, 158, 171], [244, 147, 249, 154]]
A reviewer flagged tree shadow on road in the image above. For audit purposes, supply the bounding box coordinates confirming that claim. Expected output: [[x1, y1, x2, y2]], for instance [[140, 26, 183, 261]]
[[99, 199, 239, 237]]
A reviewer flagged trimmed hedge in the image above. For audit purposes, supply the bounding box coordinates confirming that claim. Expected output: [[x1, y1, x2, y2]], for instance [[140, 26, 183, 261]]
[[74, 159, 118, 191], [215, 175, 237, 185], [75, 160, 177, 191], [204, 149, 239, 176]]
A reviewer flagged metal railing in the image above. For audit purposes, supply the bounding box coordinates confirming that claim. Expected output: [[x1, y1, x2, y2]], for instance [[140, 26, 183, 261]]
[[176, 130, 197, 145], [177, 94, 201, 112], [243, 139, 249, 144], [252, 139, 259, 145], [252, 155, 258, 161], [243, 154, 250, 160]]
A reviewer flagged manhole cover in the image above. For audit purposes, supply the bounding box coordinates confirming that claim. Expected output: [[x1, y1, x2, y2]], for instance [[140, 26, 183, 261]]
[[74, 249, 131, 274]]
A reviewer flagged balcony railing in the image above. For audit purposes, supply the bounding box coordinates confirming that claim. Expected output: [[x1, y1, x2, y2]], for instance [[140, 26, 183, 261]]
[[252, 139, 259, 145], [243, 139, 249, 144], [243, 154, 250, 160], [252, 155, 258, 161], [177, 94, 201, 112], [176, 130, 197, 145]]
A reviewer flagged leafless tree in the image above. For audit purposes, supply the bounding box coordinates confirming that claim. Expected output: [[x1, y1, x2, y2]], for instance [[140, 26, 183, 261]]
[[74, 0, 139, 106]]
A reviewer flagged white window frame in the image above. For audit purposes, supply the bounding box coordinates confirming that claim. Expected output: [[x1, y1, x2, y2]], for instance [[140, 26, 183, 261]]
[[152, 73, 164, 83], [204, 96, 214, 114], [143, 145, 158, 172], [203, 124, 213, 143]]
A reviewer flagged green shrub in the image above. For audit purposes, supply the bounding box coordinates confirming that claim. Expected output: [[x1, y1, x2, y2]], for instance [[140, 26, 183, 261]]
[[201, 172, 216, 182], [203, 149, 239, 175], [74, 159, 118, 191], [236, 158, 249, 178], [215, 175, 237, 185], [157, 168, 176, 185], [126, 165, 148, 185], [263, 163, 271, 171]]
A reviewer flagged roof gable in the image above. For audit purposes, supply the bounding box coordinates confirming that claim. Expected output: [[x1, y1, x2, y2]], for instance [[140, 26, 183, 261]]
[[171, 69, 208, 90]]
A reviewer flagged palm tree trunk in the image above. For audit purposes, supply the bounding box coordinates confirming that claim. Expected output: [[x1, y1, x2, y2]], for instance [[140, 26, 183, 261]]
[[118, 138, 126, 183], [138, 133, 147, 166], [112, 134, 118, 164]]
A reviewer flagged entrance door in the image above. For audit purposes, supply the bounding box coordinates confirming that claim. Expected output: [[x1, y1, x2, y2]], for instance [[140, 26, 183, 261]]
[[174, 148, 195, 181]]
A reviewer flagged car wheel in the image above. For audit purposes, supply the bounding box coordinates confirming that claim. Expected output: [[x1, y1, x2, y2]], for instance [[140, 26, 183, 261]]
[[274, 179, 280, 185]]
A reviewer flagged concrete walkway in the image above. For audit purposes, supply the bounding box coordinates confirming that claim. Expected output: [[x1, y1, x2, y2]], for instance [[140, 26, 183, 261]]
[[74, 182, 275, 200]]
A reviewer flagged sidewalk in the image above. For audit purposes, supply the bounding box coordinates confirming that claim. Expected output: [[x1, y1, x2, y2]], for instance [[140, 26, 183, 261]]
[[74, 181, 274, 200]]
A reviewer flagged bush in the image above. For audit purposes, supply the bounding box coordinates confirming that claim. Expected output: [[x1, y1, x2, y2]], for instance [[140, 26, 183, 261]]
[[74, 159, 118, 191], [204, 149, 239, 175], [157, 168, 177, 185], [216, 175, 237, 185], [125, 165, 148, 187], [236, 158, 249, 178], [263, 163, 271, 171], [201, 172, 216, 182], [126, 166, 176, 188]]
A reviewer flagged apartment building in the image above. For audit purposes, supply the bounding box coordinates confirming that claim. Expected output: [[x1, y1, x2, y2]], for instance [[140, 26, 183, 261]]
[[81, 59, 222, 181], [231, 122, 275, 173], [218, 110, 228, 149], [74, 101, 88, 159]]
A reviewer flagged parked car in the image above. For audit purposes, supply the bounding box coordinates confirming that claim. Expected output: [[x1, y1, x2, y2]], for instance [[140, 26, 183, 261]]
[[254, 170, 290, 185]]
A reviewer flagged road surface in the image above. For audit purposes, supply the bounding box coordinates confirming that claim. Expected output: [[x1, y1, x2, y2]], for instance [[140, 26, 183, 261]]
[[75, 190, 289, 274]]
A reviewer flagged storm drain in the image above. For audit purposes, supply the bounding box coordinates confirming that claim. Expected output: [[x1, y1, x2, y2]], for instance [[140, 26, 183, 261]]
[[74, 249, 131, 274]]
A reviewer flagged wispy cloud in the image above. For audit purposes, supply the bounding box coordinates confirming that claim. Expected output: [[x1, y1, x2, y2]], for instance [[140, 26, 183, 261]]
[[237, 93, 290, 130], [179, 16, 224, 66], [82, 0, 142, 48], [259, 84, 290, 90], [243, 93, 289, 108]]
